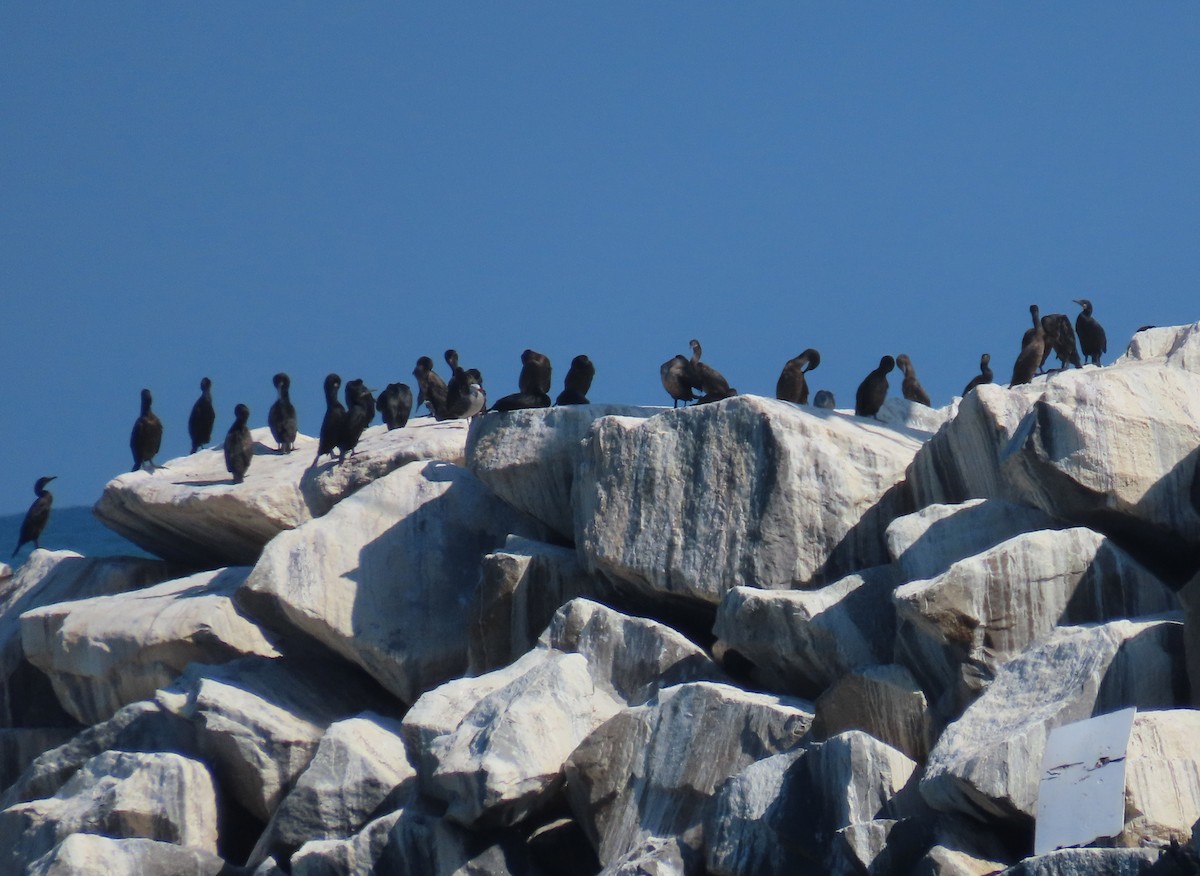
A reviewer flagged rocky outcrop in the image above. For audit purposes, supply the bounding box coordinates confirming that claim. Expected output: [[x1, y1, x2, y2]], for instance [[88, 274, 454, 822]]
[[21, 567, 279, 726], [575, 396, 921, 606], [26, 834, 232, 876], [93, 421, 470, 567], [811, 664, 933, 762], [1119, 710, 1200, 848]]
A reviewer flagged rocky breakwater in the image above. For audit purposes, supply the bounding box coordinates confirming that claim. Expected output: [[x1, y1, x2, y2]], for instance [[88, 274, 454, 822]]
[[0, 327, 1198, 874]]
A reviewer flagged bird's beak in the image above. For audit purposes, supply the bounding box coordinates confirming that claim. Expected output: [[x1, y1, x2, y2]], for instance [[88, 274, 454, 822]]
[[47, 476, 57, 483], [1072, 299, 1083, 306]]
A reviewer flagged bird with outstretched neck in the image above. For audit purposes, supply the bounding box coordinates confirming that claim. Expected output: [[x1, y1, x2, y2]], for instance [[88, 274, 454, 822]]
[[12, 476, 56, 558]]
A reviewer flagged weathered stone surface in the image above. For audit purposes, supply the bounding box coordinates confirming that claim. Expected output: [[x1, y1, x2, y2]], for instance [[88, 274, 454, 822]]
[[466, 404, 656, 539], [828, 819, 898, 875], [921, 618, 1187, 827], [885, 499, 1063, 584], [239, 461, 548, 704], [601, 836, 693, 875], [94, 421, 470, 568], [289, 809, 403, 876], [26, 834, 231, 876], [564, 681, 812, 867], [248, 712, 415, 868], [156, 656, 396, 823], [21, 567, 279, 726], [913, 815, 1012, 876], [575, 396, 922, 606], [812, 664, 933, 762], [894, 527, 1178, 718], [1000, 847, 1161, 875], [705, 749, 808, 875], [0, 550, 180, 727], [1115, 321, 1200, 373], [1119, 710, 1200, 848], [874, 395, 958, 436], [713, 567, 899, 699], [468, 536, 615, 675], [527, 817, 602, 876], [0, 728, 79, 796], [0, 750, 218, 872]]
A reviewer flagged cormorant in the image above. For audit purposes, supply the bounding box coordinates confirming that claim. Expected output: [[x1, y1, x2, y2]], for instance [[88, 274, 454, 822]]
[[12, 476, 55, 558], [556, 355, 595, 405], [776, 349, 821, 405], [813, 390, 836, 409], [130, 388, 163, 473], [1011, 305, 1046, 386], [660, 355, 697, 408], [1074, 299, 1108, 365], [338, 379, 376, 460], [311, 373, 346, 468], [188, 378, 215, 454], [378, 383, 413, 430], [413, 357, 448, 419], [688, 339, 737, 405], [224, 404, 253, 485], [962, 353, 993, 397], [1039, 314, 1082, 371], [855, 356, 895, 418], [443, 371, 487, 418], [268, 373, 298, 453], [896, 354, 931, 406], [518, 349, 552, 395]]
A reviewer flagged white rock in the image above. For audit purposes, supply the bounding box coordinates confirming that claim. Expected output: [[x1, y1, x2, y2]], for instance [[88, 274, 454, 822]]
[[1001, 847, 1162, 875], [705, 749, 807, 875], [712, 567, 899, 699], [238, 461, 548, 704], [600, 836, 692, 875], [874, 395, 958, 436], [894, 528, 1178, 718], [94, 421, 470, 567], [20, 567, 279, 725], [466, 404, 656, 539], [0, 750, 218, 872], [1119, 709, 1200, 848], [575, 396, 924, 605], [1116, 321, 1200, 372], [564, 681, 813, 867], [26, 834, 229, 876], [289, 809, 403, 876], [812, 664, 933, 762], [921, 617, 1187, 826], [828, 819, 899, 875]]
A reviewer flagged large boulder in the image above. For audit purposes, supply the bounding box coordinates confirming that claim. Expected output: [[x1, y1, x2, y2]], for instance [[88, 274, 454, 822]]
[[0, 750, 218, 873], [1119, 709, 1200, 848], [0, 728, 79, 796], [20, 567, 279, 726], [564, 681, 813, 867], [0, 551, 180, 727], [288, 809, 403, 876], [705, 749, 808, 875], [575, 396, 922, 607], [893, 527, 1179, 718], [1000, 848, 1162, 875], [26, 834, 232, 876], [466, 404, 656, 539], [712, 566, 899, 699], [811, 664, 933, 762], [93, 421, 471, 568], [238, 461, 549, 704], [920, 617, 1187, 827]]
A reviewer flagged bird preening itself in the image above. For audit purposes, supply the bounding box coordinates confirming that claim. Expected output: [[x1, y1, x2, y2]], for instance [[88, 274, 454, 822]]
[[378, 383, 413, 430], [687, 339, 737, 405], [556, 355, 595, 405], [963, 353, 993, 397], [338, 379, 376, 460], [130, 388, 164, 473], [1038, 313, 1082, 372], [492, 349, 552, 412], [1075, 298, 1107, 365], [268, 373, 298, 453], [1011, 305, 1046, 387], [224, 404, 253, 485], [413, 356, 448, 420], [855, 355, 895, 418], [188, 377, 215, 454], [776, 349, 820, 405], [660, 355, 697, 408], [895, 354, 931, 407], [12, 476, 55, 558]]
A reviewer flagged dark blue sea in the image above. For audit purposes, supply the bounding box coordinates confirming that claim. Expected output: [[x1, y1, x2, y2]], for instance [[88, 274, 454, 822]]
[[2, 505, 152, 568]]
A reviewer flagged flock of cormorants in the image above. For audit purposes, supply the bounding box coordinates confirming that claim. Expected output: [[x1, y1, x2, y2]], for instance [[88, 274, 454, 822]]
[[10, 300, 1109, 561]]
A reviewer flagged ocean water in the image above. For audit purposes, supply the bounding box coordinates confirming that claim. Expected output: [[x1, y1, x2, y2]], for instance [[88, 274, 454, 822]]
[[2, 505, 152, 568]]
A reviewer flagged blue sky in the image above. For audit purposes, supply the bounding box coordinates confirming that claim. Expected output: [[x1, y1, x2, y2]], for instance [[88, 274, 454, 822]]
[[2, 4, 1198, 514]]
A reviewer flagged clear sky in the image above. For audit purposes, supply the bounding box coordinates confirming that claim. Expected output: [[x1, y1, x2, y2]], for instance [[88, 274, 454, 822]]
[[2, 4, 1198, 514]]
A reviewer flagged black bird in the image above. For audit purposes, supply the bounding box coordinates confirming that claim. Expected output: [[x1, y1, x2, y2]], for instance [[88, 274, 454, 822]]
[[188, 378, 215, 454], [130, 388, 164, 472], [556, 355, 595, 405], [1074, 299, 1108, 365], [268, 373, 298, 453], [660, 355, 698, 408], [311, 373, 346, 468], [413, 357, 448, 419], [1039, 313, 1082, 371], [776, 349, 821, 405], [338, 379, 376, 460], [896, 354, 931, 406], [855, 356, 895, 418], [962, 353, 993, 397], [1011, 305, 1046, 386], [813, 390, 836, 409], [443, 370, 488, 418], [492, 350, 553, 412], [224, 404, 253, 485], [688, 339, 737, 405], [12, 476, 55, 558], [378, 383, 413, 430]]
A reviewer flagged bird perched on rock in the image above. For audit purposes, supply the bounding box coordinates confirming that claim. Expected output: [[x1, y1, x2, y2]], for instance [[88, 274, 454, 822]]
[[660, 355, 698, 408], [377, 383, 413, 430], [130, 388, 163, 472], [688, 339, 737, 405], [224, 404, 253, 484], [776, 349, 821, 405], [1011, 305, 1046, 386], [188, 377, 215, 454], [855, 356, 895, 418], [338, 379, 376, 460], [1075, 299, 1107, 365], [895, 354, 931, 406], [311, 373, 346, 468], [443, 370, 487, 418], [413, 356, 448, 419], [493, 349, 553, 412], [268, 373, 298, 453], [12, 476, 55, 558], [962, 353, 993, 397], [1038, 313, 1081, 371], [556, 355, 595, 405], [813, 390, 836, 409]]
